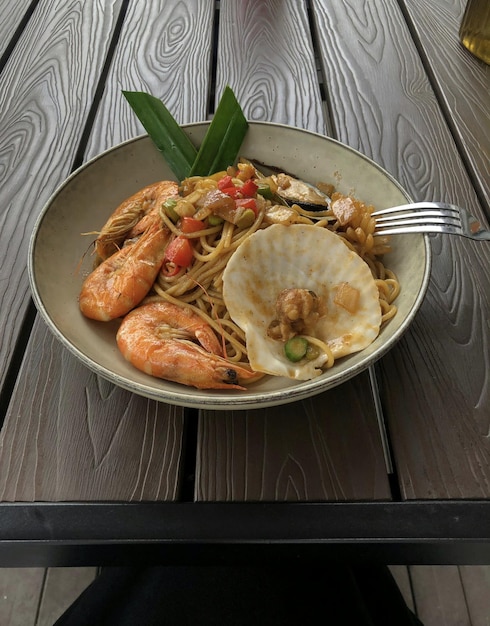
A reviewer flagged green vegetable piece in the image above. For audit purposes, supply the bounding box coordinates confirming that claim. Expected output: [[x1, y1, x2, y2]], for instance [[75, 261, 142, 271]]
[[122, 91, 197, 182], [163, 198, 179, 223], [207, 214, 224, 226], [306, 343, 320, 361], [257, 183, 273, 199], [190, 86, 248, 176], [236, 208, 256, 229], [284, 336, 309, 362]]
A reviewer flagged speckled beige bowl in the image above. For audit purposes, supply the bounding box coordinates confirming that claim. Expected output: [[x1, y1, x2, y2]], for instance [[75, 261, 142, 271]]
[[28, 123, 431, 409]]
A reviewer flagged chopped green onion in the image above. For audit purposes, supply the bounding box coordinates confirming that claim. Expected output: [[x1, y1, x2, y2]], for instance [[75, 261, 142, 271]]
[[122, 91, 197, 182], [207, 214, 224, 226], [190, 86, 248, 176], [257, 183, 273, 199], [162, 198, 179, 223], [284, 336, 309, 362]]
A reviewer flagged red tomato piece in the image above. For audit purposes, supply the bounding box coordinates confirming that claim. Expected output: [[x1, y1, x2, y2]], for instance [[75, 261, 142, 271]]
[[235, 197, 258, 215], [240, 179, 258, 197], [217, 175, 234, 190], [164, 236, 193, 267], [221, 186, 242, 199], [181, 217, 205, 233]]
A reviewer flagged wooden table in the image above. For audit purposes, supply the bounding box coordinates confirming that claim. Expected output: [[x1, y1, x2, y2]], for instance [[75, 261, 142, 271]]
[[0, 0, 489, 566]]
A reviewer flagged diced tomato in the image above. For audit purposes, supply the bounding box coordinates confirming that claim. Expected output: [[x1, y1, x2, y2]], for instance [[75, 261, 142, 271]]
[[181, 217, 205, 233], [240, 179, 258, 197], [217, 175, 234, 190], [220, 186, 242, 199], [164, 236, 194, 267], [235, 197, 258, 215]]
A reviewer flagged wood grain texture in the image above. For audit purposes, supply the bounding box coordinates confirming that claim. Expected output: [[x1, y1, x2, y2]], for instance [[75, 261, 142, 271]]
[[378, 246, 490, 498], [0, 318, 184, 501], [310, 0, 490, 498], [0, 0, 220, 501], [0, 0, 35, 59], [0, 0, 124, 391], [85, 0, 214, 156], [401, 0, 490, 213], [311, 0, 482, 210], [216, 0, 327, 132], [195, 0, 389, 502], [196, 371, 391, 501]]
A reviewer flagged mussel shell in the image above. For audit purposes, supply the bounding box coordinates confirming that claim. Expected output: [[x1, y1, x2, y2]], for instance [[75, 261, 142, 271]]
[[240, 157, 331, 211]]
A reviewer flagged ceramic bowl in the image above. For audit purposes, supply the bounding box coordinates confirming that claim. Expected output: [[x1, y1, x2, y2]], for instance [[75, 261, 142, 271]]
[[28, 123, 431, 409]]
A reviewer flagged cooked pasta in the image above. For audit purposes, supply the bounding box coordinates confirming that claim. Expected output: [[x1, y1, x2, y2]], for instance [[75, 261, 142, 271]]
[[81, 164, 400, 388], [151, 169, 399, 368]]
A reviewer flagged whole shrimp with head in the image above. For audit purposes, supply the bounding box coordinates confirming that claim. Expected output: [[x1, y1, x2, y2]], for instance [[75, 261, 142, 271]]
[[116, 301, 256, 390], [79, 220, 171, 321]]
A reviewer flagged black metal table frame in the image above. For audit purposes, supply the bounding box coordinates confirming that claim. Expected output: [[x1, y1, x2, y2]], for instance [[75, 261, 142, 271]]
[[1, 500, 489, 567]]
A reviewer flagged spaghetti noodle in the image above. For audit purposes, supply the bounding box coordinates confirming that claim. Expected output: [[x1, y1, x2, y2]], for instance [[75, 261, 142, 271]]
[[151, 167, 399, 371], [83, 163, 400, 387]]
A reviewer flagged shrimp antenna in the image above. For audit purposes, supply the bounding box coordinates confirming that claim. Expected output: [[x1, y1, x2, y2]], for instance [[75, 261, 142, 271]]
[[74, 240, 96, 275]]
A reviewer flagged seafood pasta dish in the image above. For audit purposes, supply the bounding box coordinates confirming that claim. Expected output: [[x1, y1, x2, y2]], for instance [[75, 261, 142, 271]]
[[79, 162, 399, 390]]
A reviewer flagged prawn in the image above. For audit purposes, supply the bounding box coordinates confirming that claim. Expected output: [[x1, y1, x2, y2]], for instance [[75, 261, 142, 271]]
[[79, 222, 171, 321], [95, 180, 178, 261], [116, 301, 256, 390]]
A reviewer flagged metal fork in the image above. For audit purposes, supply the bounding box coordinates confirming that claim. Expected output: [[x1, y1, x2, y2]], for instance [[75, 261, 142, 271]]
[[372, 202, 490, 240]]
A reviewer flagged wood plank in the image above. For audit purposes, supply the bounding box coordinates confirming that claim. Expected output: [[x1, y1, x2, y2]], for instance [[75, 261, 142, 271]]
[[195, 0, 389, 502], [310, 0, 482, 212], [0, 0, 216, 501], [0, 568, 45, 626], [410, 566, 471, 625], [0, 0, 34, 59], [310, 0, 490, 498], [85, 0, 214, 154], [37, 568, 97, 626], [196, 372, 391, 501], [215, 0, 328, 132], [389, 566, 415, 613], [401, 0, 490, 213], [0, 319, 184, 501], [0, 0, 124, 391], [459, 565, 490, 626]]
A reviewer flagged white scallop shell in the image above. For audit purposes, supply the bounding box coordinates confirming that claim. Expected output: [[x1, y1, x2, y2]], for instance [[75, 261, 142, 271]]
[[222, 224, 381, 380]]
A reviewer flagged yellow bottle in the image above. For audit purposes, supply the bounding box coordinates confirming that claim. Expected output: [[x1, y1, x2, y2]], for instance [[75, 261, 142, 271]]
[[459, 0, 490, 65]]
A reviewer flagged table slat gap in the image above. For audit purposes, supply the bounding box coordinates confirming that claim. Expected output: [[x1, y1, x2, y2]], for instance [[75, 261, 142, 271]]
[[0, 0, 39, 67]]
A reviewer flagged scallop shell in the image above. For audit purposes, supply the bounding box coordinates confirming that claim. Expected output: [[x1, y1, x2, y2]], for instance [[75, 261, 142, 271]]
[[222, 224, 381, 380]]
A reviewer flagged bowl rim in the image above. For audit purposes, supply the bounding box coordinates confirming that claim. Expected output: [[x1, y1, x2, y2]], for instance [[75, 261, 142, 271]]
[[28, 121, 432, 409]]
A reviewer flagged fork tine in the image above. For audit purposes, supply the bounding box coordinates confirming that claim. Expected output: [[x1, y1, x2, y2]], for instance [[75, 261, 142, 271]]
[[371, 202, 489, 239], [373, 202, 463, 235], [374, 224, 462, 236], [371, 202, 460, 217], [375, 213, 461, 228]]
